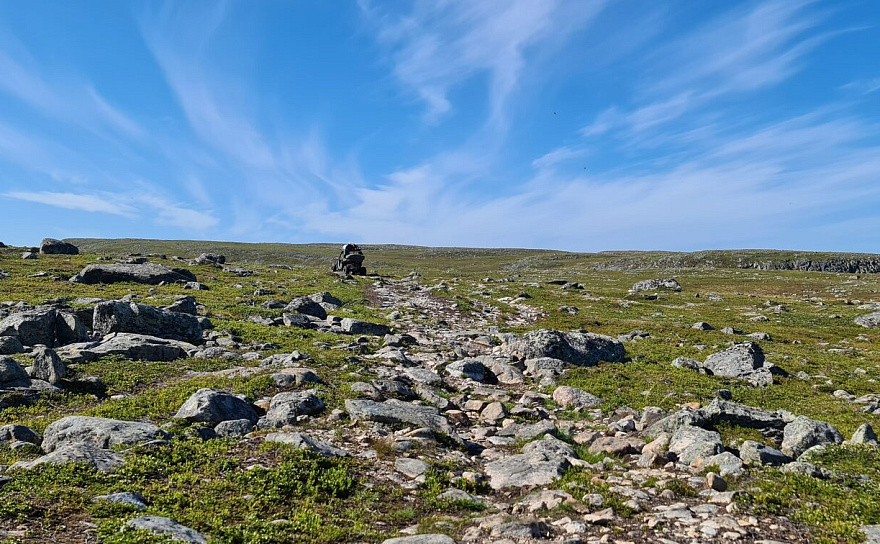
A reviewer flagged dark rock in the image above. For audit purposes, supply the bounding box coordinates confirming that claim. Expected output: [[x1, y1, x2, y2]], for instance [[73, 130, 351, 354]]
[[29, 346, 66, 384], [0, 335, 24, 355], [285, 297, 327, 319], [163, 296, 198, 315], [282, 313, 316, 328], [0, 356, 29, 383], [71, 263, 196, 285], [340, 318, 391, 336], [54, 311, 89, 346], [0, 424, 40, 445], [214, 419, 255, 438], [40, 238, 79, 255], [703, 342, 764, 376]]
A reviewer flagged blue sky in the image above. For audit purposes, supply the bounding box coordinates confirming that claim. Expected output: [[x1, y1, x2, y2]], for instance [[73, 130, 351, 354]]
[[1, 0, 879, 252]]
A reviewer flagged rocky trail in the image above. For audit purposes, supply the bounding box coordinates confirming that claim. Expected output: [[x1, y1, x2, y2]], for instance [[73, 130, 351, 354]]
[[1, 243, 880, 543]]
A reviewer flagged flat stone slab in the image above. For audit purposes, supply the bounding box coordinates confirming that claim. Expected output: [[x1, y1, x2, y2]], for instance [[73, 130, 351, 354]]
[[42, 416, 169, 452], [125, 516, 207, 543]]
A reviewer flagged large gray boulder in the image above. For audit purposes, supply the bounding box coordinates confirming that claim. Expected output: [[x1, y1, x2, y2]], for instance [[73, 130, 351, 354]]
[[345, 399, 457, 438], [71, 263, 196, 285], [668, 425, 723, 466], [93, 301, 202, 343], [739, 440, 790, 466], [0, 307, 57, 346], [781, 416, 843, 459], [54, 312, 89, 346], [501, 330, 625, 366], [58, 333, 197, 363], [0, 356, 29, 383], [125, 516, 207, 544], [42, 416, 169, 452], [629, 278, 681, 293], [0, 424, 40, 445], [40, 238, 79, 255], [644, 408, 708, 439], [703, 342, 764, 377], [552, 386, 602, 410], [340, 317, 390, 336], [264, 390, 325, 427], [703, 399, 785, 430], [175, 388, 258, 424], [855, 312, 880, 328], [0, 335, 24, 355], [485, 435, 576, 490], [29, 346, 66, 384], [285, 297, 327, 319], [11, 443, 123, 472]]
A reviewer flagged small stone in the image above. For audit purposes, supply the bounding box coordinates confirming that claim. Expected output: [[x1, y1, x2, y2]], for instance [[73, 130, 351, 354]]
[[706, 472, 728, 492]]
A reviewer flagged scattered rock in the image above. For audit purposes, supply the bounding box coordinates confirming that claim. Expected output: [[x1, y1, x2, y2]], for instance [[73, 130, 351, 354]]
[[71, 263, 196, 285], [264, 390, 325, 427], [125, 516, 207, 544], [265, 432, 349, 457], [485, 435, 575, 490], [11, 443, 123, 472], [855, 312, 880, 328], [552, 386, 602, 410], [28, 346, 66, 384], [41, 416, 169, 452], [739, 440, 790, 466], [93, 301, 202, 343], [345, 399, 457, 439], [340, 317, 391, 336], [40, 238, 79, 255], [501, 329, 624, 366], [630, 278, 682, 293], [58, 333, 197, 363], [781, 416, 843, 459], [174, 388, 258, 425]]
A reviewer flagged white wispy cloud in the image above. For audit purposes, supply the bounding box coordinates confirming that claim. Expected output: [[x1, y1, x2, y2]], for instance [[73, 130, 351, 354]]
[[841, 77, 880, 96], [4, 191, 137, 216], [531, 146, 587, 170], [361, 0, 605, 126]]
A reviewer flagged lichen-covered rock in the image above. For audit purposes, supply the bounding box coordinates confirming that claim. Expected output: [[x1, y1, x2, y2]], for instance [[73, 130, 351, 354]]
[[0, 307, 57, 346], [71, 263, 196, 285], [29, 346, 66, 384], [285, 297, 327, 319], [58, 334, 197, 363], [0, 356, 29, 383], [174, 388, 258, 424], [485, 435, 576, 490], [669, 425, 723, 466], [265, 432, 349, 457], [125, 516, 207, 544], [781, 416, 843, 459], [855, 312, 880, 328], [340, 317, 390, 336], [93, 301, 202, 343], [703, 342, 764, 377], [11, 443, 123, 472], [501, 329, 624, 366], [41, 416, 169, 452], [0, 335, 24, 355], [345, 399, 456, 438], [630, 278, 681, 293], [264, 390, 325, 427], [552, 386, 602, 410], [739, 440, 790, 466]]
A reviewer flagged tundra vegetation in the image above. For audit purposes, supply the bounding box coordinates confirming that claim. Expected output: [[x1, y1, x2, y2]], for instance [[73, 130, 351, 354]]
[[0, 239, 879, 544]]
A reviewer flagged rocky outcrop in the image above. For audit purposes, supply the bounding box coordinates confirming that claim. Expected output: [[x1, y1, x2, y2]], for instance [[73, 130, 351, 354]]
[[629, 278, 682, 293], [70, 263, 196, 285], [93, 301, 202, 343], [41, 416, 169, 452], [855, 312, 880, 328], [40, 238, 79, 255], [174, 389, 258, 425], [501, 330, 624, 366], [781, 416, 843, 459], [58, 333, 197, 363]]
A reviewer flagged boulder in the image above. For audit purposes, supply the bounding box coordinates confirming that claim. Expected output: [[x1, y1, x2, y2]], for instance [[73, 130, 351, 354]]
[[194, 253, 225, 266], [0, 335, 24, 355], [265, 432, 349, 457], [496, 419, 557, 440], [480, 355, 525, 385], [0, 307, 57, 346], [285, 297, 327, 319], [58, 334, 197, 363], [501, 329, 625, 366], [54, 311, 89, 346], [345, 399, 457, 438], [28, 346, 66, 384], [630, 278, 681, 293], [0, 356, 29, 383], [71, 263, 196, 285], [644, 408, 708, 438], [264, 390, 325, 427], [703, 342, 764, 377], [125, 516, 207, 544], [174, 388, 258, 424], [781, 416, 843, 459], [852, 423, 878, 445], [340, 318, 390, 336], [0, 424, 40, 445], [39, 238, 79, 255], [485, 435, 576, 490], [41, 416, 169, 452], [669, 425, 723, 466], [94, 492, 148, 510], [382, 536, 454, 544], [702, 399, 785, 430], [163, 296, 198, 315], [308, 292, 343, 307], [282, 313, 316, 329], [855, 312, 880, 328], [524, 357, 569, 378], [445, 359, 486, 381], [739, 440, 790, 466], [552, 386, 602, 410], [11, 443, 123, 472], [93, 301, 202, 343]]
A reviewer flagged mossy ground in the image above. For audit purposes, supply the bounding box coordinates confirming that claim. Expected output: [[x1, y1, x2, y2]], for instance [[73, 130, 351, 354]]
[[1, 241, 879, 542]]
